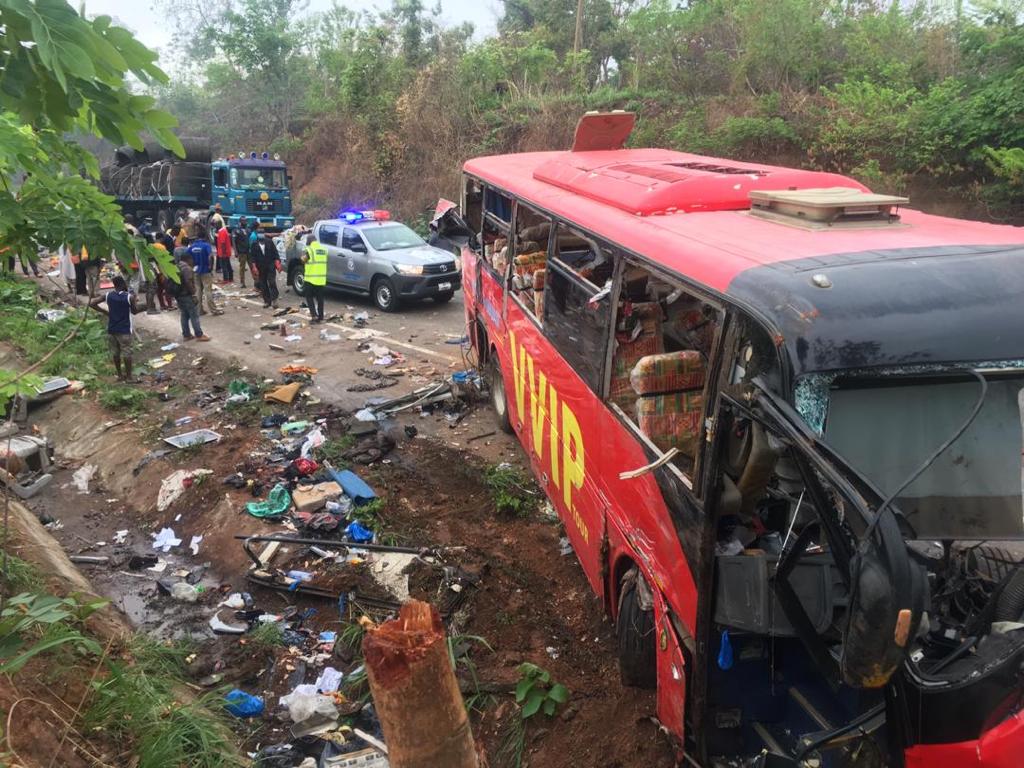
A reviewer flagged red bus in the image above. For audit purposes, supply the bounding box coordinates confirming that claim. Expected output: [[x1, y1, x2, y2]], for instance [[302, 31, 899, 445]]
[[446, 113, 1024, 767]]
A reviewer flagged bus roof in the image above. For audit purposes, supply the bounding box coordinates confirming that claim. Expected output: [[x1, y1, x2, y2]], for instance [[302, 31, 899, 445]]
[[465, 149, 1024, 375]]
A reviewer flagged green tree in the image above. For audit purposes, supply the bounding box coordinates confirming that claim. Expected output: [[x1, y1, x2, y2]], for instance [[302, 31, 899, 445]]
[[0, 0, 181, 277]]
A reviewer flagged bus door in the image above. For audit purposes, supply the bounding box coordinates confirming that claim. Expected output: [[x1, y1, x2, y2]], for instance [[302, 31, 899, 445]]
[[503, 212, 613, 596]]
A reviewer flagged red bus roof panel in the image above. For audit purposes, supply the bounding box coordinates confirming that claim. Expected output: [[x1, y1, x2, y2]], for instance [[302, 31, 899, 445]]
[[465, 150, 1024, 292], [532, 148, 868, 216]]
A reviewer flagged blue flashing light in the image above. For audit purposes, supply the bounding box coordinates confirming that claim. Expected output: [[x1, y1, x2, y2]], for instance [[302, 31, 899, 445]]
[[250, 152, 257, 159], [341, 210, 365, 223], [262, 152, 269, 160]]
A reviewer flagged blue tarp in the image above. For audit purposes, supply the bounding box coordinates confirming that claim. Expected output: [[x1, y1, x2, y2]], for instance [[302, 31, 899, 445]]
[[329, 468, 376, 506]]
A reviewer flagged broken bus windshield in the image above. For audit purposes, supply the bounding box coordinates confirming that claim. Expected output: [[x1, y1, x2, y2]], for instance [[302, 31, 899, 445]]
[[822, 371, 1024, 540]]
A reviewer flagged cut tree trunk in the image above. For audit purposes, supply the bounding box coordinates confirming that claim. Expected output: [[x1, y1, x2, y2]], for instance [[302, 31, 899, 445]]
[[363, 600, 479, 768]]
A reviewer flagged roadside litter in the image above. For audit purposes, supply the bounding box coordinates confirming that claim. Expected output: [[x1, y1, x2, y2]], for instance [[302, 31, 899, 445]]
[[157, 469, 213, 511], [164, 428, 221, 449], [246, 484, 292, 518]]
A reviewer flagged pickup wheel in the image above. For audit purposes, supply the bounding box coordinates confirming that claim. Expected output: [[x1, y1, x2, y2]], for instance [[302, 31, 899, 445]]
[[291, 265, 307, 296], [617, 568, 657, 689], [372, 276, 400, 312], [486, 355, 513, 434]]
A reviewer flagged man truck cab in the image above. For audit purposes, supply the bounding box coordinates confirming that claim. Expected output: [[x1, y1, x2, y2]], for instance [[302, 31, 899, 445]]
[[210, 153, 294, 232]]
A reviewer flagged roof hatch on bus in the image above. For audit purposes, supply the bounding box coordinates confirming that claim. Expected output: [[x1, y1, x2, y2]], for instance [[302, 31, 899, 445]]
[[532, 149, 868, 217], [748, 187, 909, 230]]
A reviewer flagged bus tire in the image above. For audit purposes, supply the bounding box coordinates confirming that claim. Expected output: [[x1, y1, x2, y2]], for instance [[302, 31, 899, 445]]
[[486, 354, 513, 434], [617, 568, 657, 689]]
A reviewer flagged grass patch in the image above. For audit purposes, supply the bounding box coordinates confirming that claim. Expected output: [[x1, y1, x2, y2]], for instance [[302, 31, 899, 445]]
[[484, 463, 538, 517], [86, 637, 243, 768], [247, 621, 285, 652], [99, 383, 150, 413], [0, 552, 41, 595], [350, 499, 385, 536], [0, 275, 111, 385], [318, 435, 355, 466]]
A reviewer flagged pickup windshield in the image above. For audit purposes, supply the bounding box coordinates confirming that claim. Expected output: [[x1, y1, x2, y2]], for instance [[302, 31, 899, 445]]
[[361, 223, 424, 251], [822, 372, 1024, 539]]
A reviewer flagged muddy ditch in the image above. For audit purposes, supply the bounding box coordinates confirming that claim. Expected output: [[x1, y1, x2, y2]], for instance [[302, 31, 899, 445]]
[[6, 327, 675, 767]]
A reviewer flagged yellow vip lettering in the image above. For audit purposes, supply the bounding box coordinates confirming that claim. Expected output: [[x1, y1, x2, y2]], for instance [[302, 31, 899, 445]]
[[527, 355, 548, 458], [561, 403, 585, 528], [548, 384, 560, 490], [509, 330, 527, 419]]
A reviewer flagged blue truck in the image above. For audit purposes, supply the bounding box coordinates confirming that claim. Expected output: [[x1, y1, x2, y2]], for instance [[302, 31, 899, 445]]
[[100, 138, 296, 233]]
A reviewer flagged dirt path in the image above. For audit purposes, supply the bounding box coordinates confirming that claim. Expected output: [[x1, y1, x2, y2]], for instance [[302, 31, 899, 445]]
[[7, 282, 678, 767]]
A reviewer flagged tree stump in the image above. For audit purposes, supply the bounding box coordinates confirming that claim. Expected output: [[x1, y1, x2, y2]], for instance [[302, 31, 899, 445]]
[[363, 600, 478, 768]]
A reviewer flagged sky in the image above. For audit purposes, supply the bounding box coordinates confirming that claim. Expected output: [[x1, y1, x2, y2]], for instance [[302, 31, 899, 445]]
[[84, 0, 501, 63]]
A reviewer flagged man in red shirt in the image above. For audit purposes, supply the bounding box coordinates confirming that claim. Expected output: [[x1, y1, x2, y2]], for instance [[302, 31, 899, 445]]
[[213, 221, 234, 283]]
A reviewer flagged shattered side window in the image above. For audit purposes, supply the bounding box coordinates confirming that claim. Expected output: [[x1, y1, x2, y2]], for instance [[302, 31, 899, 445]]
[[543, 259, 611, 393]]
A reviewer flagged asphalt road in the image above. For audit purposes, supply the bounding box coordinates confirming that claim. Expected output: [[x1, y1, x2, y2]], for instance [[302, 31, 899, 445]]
[[137, 278, 472, 413]]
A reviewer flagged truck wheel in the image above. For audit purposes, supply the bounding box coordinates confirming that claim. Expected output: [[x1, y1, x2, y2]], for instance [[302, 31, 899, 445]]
[[372, 277, 400, 312], [486, 355, 513, 434], [433, 290, 455, 304], [617, 568, 657, 689]]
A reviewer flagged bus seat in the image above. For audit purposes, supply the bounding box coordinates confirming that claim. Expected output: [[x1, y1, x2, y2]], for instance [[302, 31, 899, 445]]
[[611, 302, 664, 410], [630, 351, 707, 455]]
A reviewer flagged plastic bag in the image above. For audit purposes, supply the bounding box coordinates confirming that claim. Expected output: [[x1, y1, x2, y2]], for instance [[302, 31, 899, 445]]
[[292, 457, 319, 476], [300, 427, 325, 459], [224, 689, 264, 718], [280, 689, 338, 723], [345, 521, 374, 543], [245, 484, 292, 518]]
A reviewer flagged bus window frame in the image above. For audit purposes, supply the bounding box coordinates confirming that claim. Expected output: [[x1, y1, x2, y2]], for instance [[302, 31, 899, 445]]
[[504, 198, 552, 331], [604, 256, 729, 497], [461, 174, 483, 253], [466, 177, 732, 496]]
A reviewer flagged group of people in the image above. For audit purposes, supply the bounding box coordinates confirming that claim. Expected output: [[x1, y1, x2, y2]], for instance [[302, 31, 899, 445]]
[[44, 205, 330, 382]]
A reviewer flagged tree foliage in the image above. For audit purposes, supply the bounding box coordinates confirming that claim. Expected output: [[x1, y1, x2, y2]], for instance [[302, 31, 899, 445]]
[[153, 0, 1024, 220], [0, 0, 182, 276]]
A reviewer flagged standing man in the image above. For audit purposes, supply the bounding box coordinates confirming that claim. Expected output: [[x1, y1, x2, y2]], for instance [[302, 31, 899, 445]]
[[187, 226, 222, 316], [208, 203, 225, 231], [175, 252, 210, 342], [81, 245, 101, 298], [302, 233, 327, 323], [214, 222, 234, 284], [89, 275, 143, 381], [233, 216, 250, 288], [251, 229, 280, 309]]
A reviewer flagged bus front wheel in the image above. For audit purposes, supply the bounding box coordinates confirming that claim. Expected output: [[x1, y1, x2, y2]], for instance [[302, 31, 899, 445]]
[[617, 568, 657, 689], [486, 354, 513, 434]]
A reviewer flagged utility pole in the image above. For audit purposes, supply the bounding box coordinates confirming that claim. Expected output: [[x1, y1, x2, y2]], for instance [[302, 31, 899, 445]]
[[574, 0, 584, 54]]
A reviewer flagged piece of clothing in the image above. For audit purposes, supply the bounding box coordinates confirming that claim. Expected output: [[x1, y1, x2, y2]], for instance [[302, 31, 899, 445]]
[[178, 262, 197, 297], [74, 260, 86, 295], [233, 227, 250, 256], [216, 227, 232, 258], [257, 263, 279, 307], [156, 274, 175, 309], [84, 263, 100, 298], [178, 295, 203, 338], [197, 271, 219, 313], [303, 242, 328, 286], [105, 289, 134, 335], [218, 256, 234, 282], [306, 283, 325, 321], [249, 229, 259, 248], [107, 333, 133, 357], [236, 252, 249, 286], [251, 235, 279, 268], [188, 239, 214, 274]]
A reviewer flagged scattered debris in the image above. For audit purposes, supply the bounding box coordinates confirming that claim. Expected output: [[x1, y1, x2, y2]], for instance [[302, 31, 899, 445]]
[[151, 527, 182, 552], [71, 464, 97, 494], [157, 469, 213, 511], [164, 428, 221, 449]]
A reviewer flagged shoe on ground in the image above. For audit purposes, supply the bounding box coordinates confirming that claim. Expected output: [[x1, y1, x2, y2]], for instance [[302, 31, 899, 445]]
[[213, 310, 225, 316], [196, 335, 211, 342], [183, 335, 195, 341]]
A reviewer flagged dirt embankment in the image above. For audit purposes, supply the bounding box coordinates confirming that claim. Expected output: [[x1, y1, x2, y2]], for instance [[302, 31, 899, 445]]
[[5, 324, 676, 767]]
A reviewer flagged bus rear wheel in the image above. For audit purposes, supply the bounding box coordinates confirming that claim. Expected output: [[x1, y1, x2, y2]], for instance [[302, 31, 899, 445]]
[[617, 568, 657, 689], [486, 355, 513, 434]]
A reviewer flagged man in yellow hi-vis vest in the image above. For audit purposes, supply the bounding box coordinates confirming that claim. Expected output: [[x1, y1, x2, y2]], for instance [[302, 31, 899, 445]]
[[302, 233, 328, 323]]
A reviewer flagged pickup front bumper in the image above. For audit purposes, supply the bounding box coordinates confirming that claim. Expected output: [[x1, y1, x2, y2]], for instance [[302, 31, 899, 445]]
[[393, 272, 462, 298]]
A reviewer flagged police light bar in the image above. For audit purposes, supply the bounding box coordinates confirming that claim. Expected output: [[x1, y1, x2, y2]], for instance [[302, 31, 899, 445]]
[[340, 210, 392, 223]]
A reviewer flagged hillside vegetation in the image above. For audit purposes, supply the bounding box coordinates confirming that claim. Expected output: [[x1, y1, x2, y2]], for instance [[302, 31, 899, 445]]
[[157, 0, 1024, 224]]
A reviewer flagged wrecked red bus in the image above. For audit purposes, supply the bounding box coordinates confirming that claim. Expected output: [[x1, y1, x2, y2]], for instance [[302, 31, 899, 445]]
[[446, 113, 1024, 767]]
